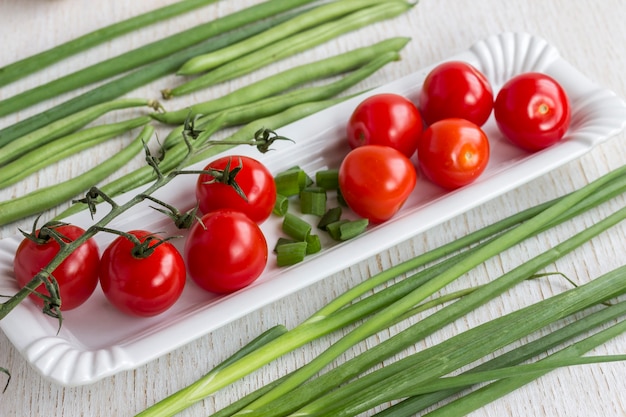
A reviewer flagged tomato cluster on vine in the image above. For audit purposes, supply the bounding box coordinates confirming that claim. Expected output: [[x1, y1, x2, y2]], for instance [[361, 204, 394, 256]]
[[13, 155, 276, 318]]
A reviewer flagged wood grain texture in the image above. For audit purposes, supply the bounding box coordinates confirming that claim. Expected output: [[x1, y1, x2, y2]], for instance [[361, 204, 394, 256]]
[[1, 0, 626, 416]]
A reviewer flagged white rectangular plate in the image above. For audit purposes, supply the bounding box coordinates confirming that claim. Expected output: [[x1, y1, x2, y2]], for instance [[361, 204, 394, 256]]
[[1, 32, 625, 386]]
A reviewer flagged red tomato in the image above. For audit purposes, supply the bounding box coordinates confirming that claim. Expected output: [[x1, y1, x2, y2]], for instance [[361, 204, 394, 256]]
[[196, 155, 276, 224], [185, 210, 268, 294], [418, 118, 490, 190], [419, 61, 493, 126], [339, 145, 417, 224], [346, 93, 423, 158], [494, 72, 571, 151], [99, 230, 186, 317], [14, 224, 99, 311]]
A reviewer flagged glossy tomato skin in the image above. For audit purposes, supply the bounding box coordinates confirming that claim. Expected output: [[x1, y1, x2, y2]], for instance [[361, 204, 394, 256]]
[[418, 118, 490, 190], [419, 61, 493, 126], [185, 209, 268, 294], [196, 155, 276, 224], [346, 93, 423, 158], [339, 145, 417, 224], [494, 72, 571, 151], [99, 230, 186, 317], [14, 224, 100, 311]]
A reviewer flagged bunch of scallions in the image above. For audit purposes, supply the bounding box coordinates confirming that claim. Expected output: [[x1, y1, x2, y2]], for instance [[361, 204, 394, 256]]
[[131, 163, 626, 416]]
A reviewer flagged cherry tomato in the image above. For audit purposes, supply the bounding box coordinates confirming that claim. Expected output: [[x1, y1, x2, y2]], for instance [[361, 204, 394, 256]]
[[185, 209, 268, 294], [494, 72, 571, 151], [346, 93, 423, 158], [196, 155, 276, 224], [418, 118, 490, 190], [419, 61, 493, 126], [99, 230, 186, 317], [14, 224, 100, 311], [338, 145, 417, 224]]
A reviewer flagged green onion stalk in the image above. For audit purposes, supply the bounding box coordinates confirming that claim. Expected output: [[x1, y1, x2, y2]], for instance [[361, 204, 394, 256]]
[[418, 307, 626, 417], [222, 195, 626, 417], [376, 298, 626, 416], [136, 164, 626, 417], [303, 264, 626, 417]]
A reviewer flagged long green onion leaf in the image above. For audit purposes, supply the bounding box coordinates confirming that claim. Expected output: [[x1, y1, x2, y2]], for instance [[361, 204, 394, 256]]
[[300, 264, 626, 416], [376, 299, 626, 416], [235, 201, 626, 417], [422, 311, 626, 417]]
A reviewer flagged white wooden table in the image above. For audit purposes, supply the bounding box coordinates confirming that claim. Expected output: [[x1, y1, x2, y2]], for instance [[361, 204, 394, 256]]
[[1, 1, 626, 416]]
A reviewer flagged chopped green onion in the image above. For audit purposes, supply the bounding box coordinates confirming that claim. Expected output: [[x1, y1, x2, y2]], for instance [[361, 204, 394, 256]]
[[338, 219, 369, 240], [276, 241, 308, 266], [326, 219, 368, 241], [273, 194, 289, 217], [315, 169, 339, 190], [300, 187, 327, 216], [282, 213, 312, 241], [325, 219, 349, 240], [274, 168, 309, 197], [305, 234, 322, 255], [273, 237, 297, 253], [318, 207, 343, 230]]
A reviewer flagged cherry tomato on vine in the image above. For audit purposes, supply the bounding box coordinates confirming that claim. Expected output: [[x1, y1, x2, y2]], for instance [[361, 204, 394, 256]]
[[14, 224, 100, 311], [418, 118, 490, 190], [419, 61, 493, 126], [494, 72, 571, 151], [185, 209, 268, 294], [346, 93, 423, 158], [99, 230, 186, 317], [339, 145, 417, 224], [196, 155, 276, 224]]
